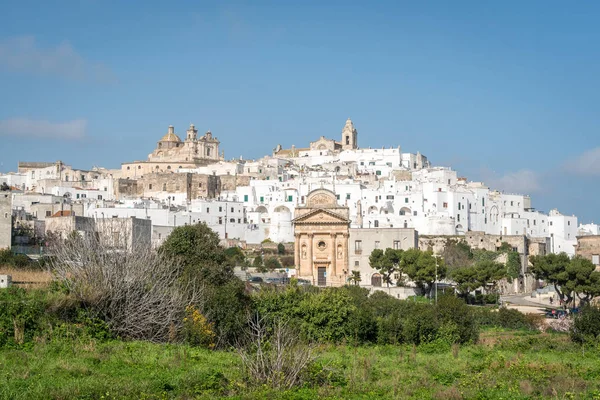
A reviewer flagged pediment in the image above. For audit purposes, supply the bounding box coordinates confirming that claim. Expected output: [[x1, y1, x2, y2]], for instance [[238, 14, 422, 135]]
[[292, 208, 350, 224]]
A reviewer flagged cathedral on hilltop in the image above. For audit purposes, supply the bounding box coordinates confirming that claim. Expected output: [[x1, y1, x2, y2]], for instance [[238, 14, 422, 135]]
[[121, 124, 223, 178], [273, 118, 358, 157]]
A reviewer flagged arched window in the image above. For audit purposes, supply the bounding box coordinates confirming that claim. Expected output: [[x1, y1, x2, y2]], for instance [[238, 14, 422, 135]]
[[167, 166, 171, 170]]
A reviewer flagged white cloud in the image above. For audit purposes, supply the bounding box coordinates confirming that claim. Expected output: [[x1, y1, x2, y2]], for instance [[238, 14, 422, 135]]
[[565, 147, 600, 176], [484, 169, 542, 194], [0, 118, 87, 140], [0, 35, 115, 83]]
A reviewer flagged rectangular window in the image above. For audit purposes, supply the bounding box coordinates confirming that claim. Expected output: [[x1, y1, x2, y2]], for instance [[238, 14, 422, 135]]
[[511, 201, 514, 206], [458, 202, 461, 210], [413, 211, 417, 216], [376, 170, 381, 176], [244, 195, 248, 201], [45, 210, 51, 217], [375, 241, 380, 249], [76, 194, 80, 199], [206, 207, 210, 213], [347, 194, 351, 199], [287, 195, 293, 202], [218, 217, 223, 224], [482, 198, 485, 206], [484, 217, 487, 224], [149, 184, 153, 190], [533, 220, 536, 226], [219, 207, 222, 212], [393, 240, 400, 250], [568, 221, 571, 226], [592, 255, 600, 265], [260, 196, 264, 203], [98, 195, 102, 200], [457, 214, 461, 222], [4, 213, 7, 218], [336, 194, 340, 200], [443, 202, 448, 208], [354, 240, 362, 254], [550, 221, 553, 226], [386, 195, 394, 200], [405, 198, 409, 203], [355, 261, 359, 267]]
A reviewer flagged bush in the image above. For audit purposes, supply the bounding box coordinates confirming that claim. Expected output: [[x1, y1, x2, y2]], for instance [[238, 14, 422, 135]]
[[436, 295, 479, 344], [11, 254, 30, 268], [0, 287, 46, 346], [0, 249, 13, 265], [182, 306, 216, 348], [571, 305, 600, 344]]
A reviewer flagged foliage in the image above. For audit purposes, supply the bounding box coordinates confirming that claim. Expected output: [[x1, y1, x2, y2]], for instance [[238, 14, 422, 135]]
[[0, 287, 45, 346], [182, 305, 216, 348], [224, 246, 245, 266], [237, 316, 315, 390], [401, 248, 446, 297], [435, 295, 479, 344], [0, 250, 32, 268], [571, 305, 600, 344], [298, 288, 357, 342], [0, 182, 9, 191], [280, 255, 295, 268], [202, 279, 250, 347], [277, 242, 286, 255], [530, 253, 600, 305], [369, 248, 403, 287], [159, 222, 230, 285], [264, 256, 282, 271], [505, 251, 521, 280], [440, 239, 473, 271]]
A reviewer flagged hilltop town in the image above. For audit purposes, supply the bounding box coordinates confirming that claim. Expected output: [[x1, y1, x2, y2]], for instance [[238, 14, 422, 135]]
[[1, 118, 599, 293]]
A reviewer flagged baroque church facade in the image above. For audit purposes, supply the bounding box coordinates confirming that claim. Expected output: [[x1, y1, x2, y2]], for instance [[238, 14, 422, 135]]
[[121, 124, 223, 178], [293, 189, 350, 287]]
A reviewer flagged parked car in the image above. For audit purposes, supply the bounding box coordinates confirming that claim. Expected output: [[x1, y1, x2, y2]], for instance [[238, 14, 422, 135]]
[[296, 278, 311, 286], [248, 276, 263, 283]]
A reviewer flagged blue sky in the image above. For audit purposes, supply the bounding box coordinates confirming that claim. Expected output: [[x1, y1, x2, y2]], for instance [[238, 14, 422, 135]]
[[1, 1, 599, 222]]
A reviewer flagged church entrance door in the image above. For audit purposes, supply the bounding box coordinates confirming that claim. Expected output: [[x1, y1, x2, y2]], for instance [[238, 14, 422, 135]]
[[317, 267, 327, 287]]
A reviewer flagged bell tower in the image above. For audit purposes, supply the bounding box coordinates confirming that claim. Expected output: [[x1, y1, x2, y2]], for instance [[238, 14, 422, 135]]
[[341, 118, 358, 150]]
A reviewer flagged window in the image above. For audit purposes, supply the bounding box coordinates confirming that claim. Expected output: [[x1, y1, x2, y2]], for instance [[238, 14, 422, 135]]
[[533, 220, 536, 226], [443, 202, 448, 208], [550, 221, 553, 226], [482, 198, 485, 206], [206, 207, 210, 213], [374, 220, 379, 227], [231, 207, 234, 212], [45, 210, 52, 217], [448, 179, 451, 184], [336, 194, 340, 200], [98, 195, 102, 200], [457, 214, 460, 222], [244, 195, 248, 202], [405, 198, 409, 203], [219, 207, 222, 212], [413, 211, 417, 216], [354, 240, 362, 254], [76, 194, 80, 199], [163, 183, 167, 191], [458, 202, 461, 210], [375, 241, 380, 249], [347, 194, 351, 200], [592, 255, 600, 265], [355, 261, 359, 267], [218, 217, 222, 224], [127, 166, 130, 170], [568, 221, 571, 226], [4, 213, 7, 219], [510, 201, 514, 206], [199, 183, 203, 188], [167, 166, 171, 170], [149, 184, 153, 190], [393, 240, 400, 250], [484, 217, 487, 224], [230, 218, 235, 223], [138, 166, 141, 169], [287, 195, 293, 202], [260, 196, 264, 203], [376, 170, 381, 176]]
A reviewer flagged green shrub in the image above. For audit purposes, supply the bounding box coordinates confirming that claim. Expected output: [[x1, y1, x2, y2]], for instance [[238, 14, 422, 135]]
[[436, 295, 479, 344], [0, 287, 46, 346], [11, 254, 31, 268], [571, 305, 600, 344], [0, 249, 13, 265]]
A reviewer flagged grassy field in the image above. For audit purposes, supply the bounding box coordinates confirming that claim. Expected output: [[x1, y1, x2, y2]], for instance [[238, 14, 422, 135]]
[[0, 266, 51, 289], [1, 329, 599, 399]]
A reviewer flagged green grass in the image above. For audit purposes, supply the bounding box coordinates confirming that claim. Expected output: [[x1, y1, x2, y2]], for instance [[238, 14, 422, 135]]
[[1, 330, 600, 399]]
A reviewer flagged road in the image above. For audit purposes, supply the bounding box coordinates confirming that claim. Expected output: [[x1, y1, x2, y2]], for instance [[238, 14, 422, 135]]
[[500, 293, 552, 315]]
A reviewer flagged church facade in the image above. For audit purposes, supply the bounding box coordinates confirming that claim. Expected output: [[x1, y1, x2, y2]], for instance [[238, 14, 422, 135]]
[[293, 189, 350, 287], [121, 124, 224, 178]]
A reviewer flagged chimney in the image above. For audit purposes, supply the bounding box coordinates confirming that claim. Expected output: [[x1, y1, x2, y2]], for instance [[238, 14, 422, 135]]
[[168, 125, 174, 134]]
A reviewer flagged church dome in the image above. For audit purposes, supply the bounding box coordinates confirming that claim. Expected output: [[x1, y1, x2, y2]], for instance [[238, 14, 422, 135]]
[[160, 125, 182, 142]]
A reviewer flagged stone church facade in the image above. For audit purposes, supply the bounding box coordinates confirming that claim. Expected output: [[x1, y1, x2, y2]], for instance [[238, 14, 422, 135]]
[[293, 189, 350, 287], [121, 124, 224, 178]]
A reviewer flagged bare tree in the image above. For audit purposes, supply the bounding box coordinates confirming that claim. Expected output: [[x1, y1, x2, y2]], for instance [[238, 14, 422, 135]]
[[48, 222, 203, 342], [237, 315, 315, 390]]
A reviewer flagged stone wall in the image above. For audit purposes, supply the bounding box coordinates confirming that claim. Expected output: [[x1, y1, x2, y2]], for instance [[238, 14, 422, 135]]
[[115, 173, 219, 200], [576, 236, 600, 267]]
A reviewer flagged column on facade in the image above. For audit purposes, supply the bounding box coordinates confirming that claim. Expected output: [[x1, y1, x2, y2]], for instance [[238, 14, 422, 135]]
[[294, 233, 300, 272], [330, 232, 337, 277], [307, 233, 314, 281]]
